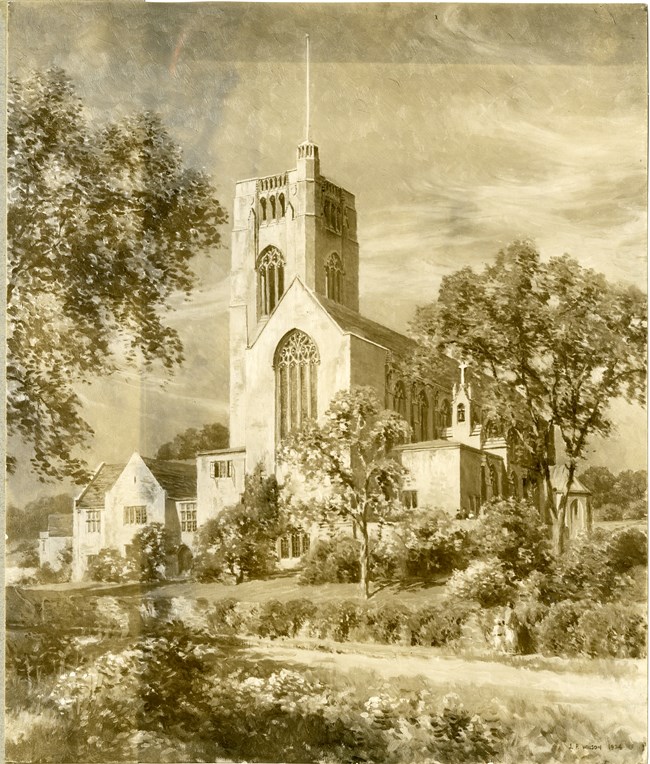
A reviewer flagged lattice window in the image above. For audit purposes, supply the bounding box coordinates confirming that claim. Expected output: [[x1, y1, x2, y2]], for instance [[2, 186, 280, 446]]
[[178, 502, 197, 532], [123, 505, 147, 525], [275, 330, 319, 440], [257, 246, 285, 316], [325, 252, 343, 303], [210, 461, 233, 479], [85, 510, 101, 533]]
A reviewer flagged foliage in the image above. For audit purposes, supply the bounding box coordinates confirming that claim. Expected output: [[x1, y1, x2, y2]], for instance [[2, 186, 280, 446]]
[[194, 465, 281, 584], [255, 598, 318, 639], [311, 600, 365, 642], [7, 68, 227, 481], [579, 466, 647, 512], [87, 548, 134, 583], [537, 600, 647, 659], [7, 628, 85, 686], [446, 557, 516, 608], [155, 421, 229, 460], [299, 536, 362, 584], [409, 603, 470, 647], [17, 540, 40, 568], [7, 493, 73, 541], [125, 523, 176, 582], [605, 527, 647, 573], [470, 498, 551, 579], [410, 240, 647, 554], [383, 509, 472, 580], [363, 601, 412, 643], [280, 386, 411, 597]]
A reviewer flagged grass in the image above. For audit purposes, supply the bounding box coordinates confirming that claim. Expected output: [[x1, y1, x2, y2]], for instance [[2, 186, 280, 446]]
[[149, 573, 448, 607]]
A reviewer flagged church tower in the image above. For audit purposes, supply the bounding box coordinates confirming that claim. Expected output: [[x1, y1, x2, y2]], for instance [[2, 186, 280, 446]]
[[228, 38, 359, 446]]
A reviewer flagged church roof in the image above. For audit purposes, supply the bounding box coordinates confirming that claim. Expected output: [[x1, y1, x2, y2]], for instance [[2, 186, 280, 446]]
[[549, 465, 591, 495], [315, 294, 417, 357], [76, 457, 196, 508]]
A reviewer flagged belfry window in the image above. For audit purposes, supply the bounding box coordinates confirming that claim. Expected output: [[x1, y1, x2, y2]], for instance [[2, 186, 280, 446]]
[[257, 247, 285, 317], [457, 403, 466, 423], [325, 252, 343, 303], [275, 330, 320, 440]]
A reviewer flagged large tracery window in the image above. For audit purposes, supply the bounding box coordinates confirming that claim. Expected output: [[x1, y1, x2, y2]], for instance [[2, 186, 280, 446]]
[[325, 252, 343, 303], [275, 330, 320, 440], [257, 247, 285, 317]]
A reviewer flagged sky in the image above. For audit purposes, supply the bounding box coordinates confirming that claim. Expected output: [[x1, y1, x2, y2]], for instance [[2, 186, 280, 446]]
[[7, 2, 648, 503]]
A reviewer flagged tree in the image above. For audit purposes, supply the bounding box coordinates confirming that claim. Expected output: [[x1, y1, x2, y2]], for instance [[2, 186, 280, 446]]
[[578, 466, 618, 509], [410, 241, 647, 554], [279, 387, 411, 598], [8, 68, 227, 481], [193, 466, 281, 584], [155, 422, 229, 461], [6, 492, 73, 541], [126, 523, 177, 582]]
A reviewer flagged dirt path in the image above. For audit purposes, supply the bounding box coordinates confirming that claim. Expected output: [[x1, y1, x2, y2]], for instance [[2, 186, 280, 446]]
[[249, 642, 648, 735]]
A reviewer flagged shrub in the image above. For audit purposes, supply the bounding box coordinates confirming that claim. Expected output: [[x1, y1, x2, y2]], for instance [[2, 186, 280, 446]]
[[192, 551, 225, 582], [605, 527, 647, 573], [207, 597, 241, 633], [364, 602, 411, 644], [536, 600, 592, 657], [409, 604, 469, 647], [256, 599, 296, 639], [299, 536, 361, 584], [577, 604, 647, 658], [380, 510, 472, 582], [87, 548, 134, 582], [470, 499, 550, 579], [126, 523, 176, 582], [311, 599, 364, 641], [445, 557, 516, 608], [17, 542, 39, 568]]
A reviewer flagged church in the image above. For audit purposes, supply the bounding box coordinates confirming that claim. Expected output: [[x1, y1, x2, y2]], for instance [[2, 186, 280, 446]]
[[70, 72, 590, 580]]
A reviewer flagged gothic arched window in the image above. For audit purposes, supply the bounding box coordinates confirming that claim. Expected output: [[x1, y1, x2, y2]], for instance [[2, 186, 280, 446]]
[[325, 252, 343, 303], [274, 330, 320, 440], [457, 403, 466, 423], [440, 399, 451, 429], [489, 463, 499, 497], [393, 381, 407, 420], [270, 195, 276, 219], [257, 247, 285, 317], [508, 472, 518, 498], [412, 389, 429, 442], [279, 193, 286, 217], [260, 197, 267, 221]]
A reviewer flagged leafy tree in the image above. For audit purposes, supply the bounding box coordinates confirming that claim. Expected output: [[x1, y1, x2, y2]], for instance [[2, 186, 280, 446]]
[[6, 492, 73, 540], [470, 499, 551, 579], [279, 386, 411, 598], [410, 240, 647, 554], [126, 523, 177, 582], [578, 466, 617, 509], [8, 68, 227, 481], [194, 466, 281, 584], [579, 466, 647, 520], [155, 422, 229, 461]]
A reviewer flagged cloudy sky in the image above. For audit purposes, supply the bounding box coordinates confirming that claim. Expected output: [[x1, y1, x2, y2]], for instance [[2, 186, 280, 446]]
[[8, 2, 648, 502]]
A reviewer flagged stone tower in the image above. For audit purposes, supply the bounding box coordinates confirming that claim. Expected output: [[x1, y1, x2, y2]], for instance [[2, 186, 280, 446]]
[[228, 136, 360, 447]]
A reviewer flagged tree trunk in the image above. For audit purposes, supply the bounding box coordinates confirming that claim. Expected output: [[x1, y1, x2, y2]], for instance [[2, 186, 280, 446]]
[[551, 506, 567, 556], [359, 523, 370, 600]]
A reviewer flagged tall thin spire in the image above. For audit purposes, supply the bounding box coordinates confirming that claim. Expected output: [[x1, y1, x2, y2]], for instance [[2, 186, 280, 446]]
[[305, 34, 311, 142]]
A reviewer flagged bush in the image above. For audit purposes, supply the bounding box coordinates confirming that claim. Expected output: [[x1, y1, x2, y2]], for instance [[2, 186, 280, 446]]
[[87, 548, 134, 583], [17, 542, 39, 568], [299, 536, 361, 584], [126, 523, 176, 582], [364, 602, 411, 644], [409, 604, 469, 647], [192, 551, 224, 583], [378, 510, 472, 582], [537, 599, 647, 658], [605, 527, 647, 573], [446, 557, 516, 608], [311, 599, 364, 641], [470, 499, 550, 579]]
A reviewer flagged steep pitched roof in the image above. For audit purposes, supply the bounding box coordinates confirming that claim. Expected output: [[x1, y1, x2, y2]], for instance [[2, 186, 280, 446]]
[[47, 513, 73, 537], [76, 457, 196, 508], [550, 465, 591, 495], [142, 458, 197, 500], [315, 294, 417, 357], [76, 463, 125, 509]]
